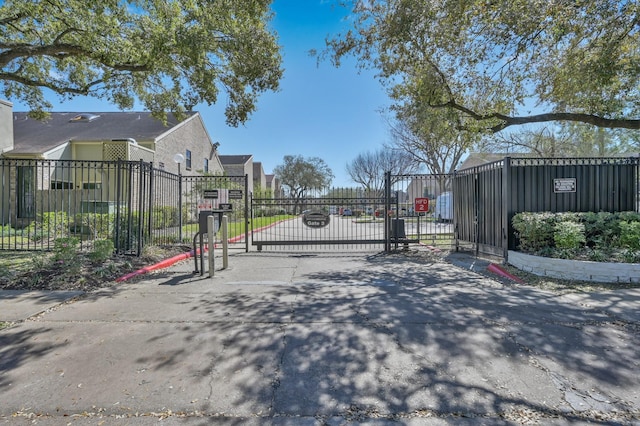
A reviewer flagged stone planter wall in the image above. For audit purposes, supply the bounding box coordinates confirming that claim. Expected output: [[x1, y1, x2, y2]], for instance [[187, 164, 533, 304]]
[[507, 250, 640, 284]]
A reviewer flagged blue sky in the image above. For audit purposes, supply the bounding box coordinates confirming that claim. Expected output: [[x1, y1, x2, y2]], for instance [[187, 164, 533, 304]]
[[9, 0, 392, 188], [204, 0, 392, 187]]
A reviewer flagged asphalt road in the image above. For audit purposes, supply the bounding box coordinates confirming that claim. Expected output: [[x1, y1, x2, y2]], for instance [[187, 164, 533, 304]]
[[1, 249, 639, 425]]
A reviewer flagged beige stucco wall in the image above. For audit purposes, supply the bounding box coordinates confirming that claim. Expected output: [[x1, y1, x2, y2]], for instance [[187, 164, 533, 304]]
[[153, 113, 223, 176], [254, 163, 266, 191], [222, 159, 254, 193], [0, 99, 14, 154]]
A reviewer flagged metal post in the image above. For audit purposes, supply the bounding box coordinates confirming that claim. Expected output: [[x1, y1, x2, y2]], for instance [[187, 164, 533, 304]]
[[222, 215, 229, 269], [207, 215, 215, 277], [384, 171, 391, 252], [502, 157, 511, 261], [136, 159, 145, 256], [244, 174, 249, 253], [115, 159, 122, 253], [178, 165, 183, 243]]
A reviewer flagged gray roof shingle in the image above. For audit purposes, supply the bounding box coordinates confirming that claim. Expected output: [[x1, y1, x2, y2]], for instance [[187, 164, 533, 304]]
[[11, 111, 194, 155]]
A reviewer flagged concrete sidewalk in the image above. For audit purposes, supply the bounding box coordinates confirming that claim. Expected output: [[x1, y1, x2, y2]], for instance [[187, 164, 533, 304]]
[[1, 250, 639, 425]]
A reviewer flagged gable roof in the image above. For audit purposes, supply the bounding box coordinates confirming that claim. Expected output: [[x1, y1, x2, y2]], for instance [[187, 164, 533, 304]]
[[458, 153, 506, 170], [11, 111, 195, 155], [219, 154, 253, 165], [459, 152, 547, 170]]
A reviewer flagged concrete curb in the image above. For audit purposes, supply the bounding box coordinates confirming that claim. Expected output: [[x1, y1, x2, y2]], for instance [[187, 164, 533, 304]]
[[115, 218, 295, 282], [487, 263, 525, 284], [115, 249, 196, 282]]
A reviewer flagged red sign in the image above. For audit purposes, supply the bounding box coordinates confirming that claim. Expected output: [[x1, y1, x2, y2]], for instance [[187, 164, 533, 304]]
[[414, 197, 429, 212]]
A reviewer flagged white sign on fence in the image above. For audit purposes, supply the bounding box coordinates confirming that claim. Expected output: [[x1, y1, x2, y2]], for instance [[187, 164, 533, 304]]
[[553, 178, 576, 193]]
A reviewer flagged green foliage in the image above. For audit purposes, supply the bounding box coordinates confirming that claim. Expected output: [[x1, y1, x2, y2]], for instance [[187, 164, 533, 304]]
[[52, 236, 80, 262], [0, 0, 283, 126], [23, 212, 70, 241], [152, 206, 179, 229], [511, 212, 556, 252], [619, 222, 640, 250], [114, 210, 141, 252], [512, 211, 640, 263], [81, 213, 114, 239], [554, 222, 586, 250], [89, 239, 115, 262], [581, 212, 618, 248], [273, 155, 334, 213], [621, 249, 640, 264], [254, 208, 287, 217], [326, 0, 639, 133], [39, 211, 70, 237], [0, 225, 16, 236], [585, 248, 608, 263]]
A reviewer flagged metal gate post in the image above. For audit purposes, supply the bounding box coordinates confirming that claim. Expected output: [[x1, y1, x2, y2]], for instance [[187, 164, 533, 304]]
[[384, 171, 391, 252], [178, 169, 183, 243], [245, 174, 249, 253], [115, 159, 122, 253], [502, 157, 511, 261]]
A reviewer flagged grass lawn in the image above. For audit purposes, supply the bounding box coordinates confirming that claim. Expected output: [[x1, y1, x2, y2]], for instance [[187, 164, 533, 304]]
[[0, 251, 37, 276], [177, 214, 295, 241]]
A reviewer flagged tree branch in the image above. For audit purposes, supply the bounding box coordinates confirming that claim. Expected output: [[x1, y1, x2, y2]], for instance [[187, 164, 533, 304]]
[[0, 72, 103, 95], [431, 100, 640, 132]]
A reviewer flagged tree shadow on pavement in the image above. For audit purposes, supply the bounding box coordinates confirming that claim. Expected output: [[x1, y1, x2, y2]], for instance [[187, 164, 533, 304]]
[[131, 253, 638, 424]]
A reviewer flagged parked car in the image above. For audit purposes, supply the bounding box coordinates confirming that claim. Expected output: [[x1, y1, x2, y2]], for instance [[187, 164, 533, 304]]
[[342, 208, 353, 216]]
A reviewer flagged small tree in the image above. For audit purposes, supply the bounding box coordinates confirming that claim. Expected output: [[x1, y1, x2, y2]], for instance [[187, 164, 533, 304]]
[[273, 155, 334, 214], [347, 148, 419, 197]]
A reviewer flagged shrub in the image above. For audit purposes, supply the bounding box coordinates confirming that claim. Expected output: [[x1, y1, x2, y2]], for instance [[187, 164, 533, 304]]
[[152, 206, 179, 229], [113, 210, 141, 252], [554, 221, 586, 249], [619, 221, 640, 250], [89, 239, 115, 262], [580, 212, 617, 248], [512, 211, 640, 263], [25, 212, 70, 241], [512, 212, 556, 252], [621, 249, 640, 263], [0, 225, 16, 236], [53, 236, 80, 262], [41, 211, 70, 236], [81, 213, 114, 239]]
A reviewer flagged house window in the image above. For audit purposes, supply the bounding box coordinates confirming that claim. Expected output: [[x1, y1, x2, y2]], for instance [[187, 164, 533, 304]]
[[82, 182, 102, 190], [203, 158, 209, 173], [17, 166, 35, 218], [50, 181, 73, 190], [185, 150, 192, 170]]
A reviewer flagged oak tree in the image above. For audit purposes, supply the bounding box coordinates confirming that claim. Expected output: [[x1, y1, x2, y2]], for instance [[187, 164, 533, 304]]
[[346, 148, 419, 196], [0, 0, 283, 125], [273, 155, 334, 213], [326, 0, 640, 133]]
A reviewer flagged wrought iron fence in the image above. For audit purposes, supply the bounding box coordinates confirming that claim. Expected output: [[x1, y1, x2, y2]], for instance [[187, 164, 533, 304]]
[[453, 156, 639, 258], [0, 158, 152, 255], [3, 156, 636, 259], [0, 158, 249, 256], [387, 173, 456, 251], [250, 187, 387, 252]]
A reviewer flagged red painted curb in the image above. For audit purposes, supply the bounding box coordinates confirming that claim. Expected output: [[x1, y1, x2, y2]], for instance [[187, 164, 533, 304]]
[[487, 263, 525, 284], [116, 218, 295, 283], [115, 250, 196, 282]]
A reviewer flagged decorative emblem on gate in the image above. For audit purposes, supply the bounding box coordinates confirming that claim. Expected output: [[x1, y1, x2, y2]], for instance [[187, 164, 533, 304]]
[[302, 210, 330, 228]]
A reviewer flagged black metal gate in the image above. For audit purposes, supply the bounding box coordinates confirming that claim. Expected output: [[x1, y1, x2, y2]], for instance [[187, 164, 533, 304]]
[[387, 173, 456, 251], [250, 174, 456, 252], [250, 187, 387, 251]]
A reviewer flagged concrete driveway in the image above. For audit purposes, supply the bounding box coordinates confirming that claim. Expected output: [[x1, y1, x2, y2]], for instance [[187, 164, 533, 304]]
[[1, 250, 639, 425]]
